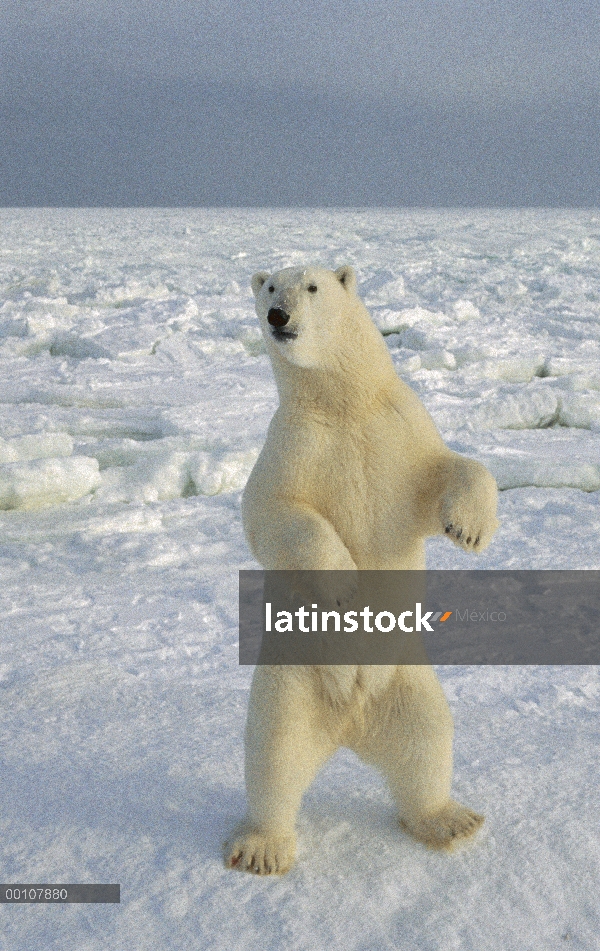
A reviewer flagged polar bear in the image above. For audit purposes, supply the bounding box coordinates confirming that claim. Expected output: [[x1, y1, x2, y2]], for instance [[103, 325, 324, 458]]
[[225, 265, 499, 874]]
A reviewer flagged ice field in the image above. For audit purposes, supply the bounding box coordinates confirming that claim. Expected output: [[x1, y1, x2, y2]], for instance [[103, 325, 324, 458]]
[[1, 208, 599, 950]]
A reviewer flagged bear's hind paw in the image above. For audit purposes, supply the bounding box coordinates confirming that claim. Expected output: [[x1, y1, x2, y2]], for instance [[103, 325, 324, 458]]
[[224, 829, 296, 875], [401, 800, 484, 851]]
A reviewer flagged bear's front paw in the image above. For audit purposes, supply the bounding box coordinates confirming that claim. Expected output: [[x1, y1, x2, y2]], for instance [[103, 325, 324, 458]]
[[440, 456, 499, 553], [224, 829, 297, 875], [291, 568, 359, 612], [442, 505, 499, 553], [444, 521, 486, 552]]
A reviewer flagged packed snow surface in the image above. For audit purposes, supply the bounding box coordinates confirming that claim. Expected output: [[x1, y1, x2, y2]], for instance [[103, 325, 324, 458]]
[[0, 208, 599, 950]]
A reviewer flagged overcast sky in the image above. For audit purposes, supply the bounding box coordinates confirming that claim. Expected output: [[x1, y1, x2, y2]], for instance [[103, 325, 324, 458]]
[[1, 0, 599, 205]]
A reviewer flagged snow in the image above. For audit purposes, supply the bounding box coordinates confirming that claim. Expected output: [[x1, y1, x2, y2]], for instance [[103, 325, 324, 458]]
[[0, 207, 599, 950]]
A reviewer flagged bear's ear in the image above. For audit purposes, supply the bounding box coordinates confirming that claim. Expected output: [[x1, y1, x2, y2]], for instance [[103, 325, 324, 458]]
[[251, 271, 270, 298], [335, 265, 357, 293]]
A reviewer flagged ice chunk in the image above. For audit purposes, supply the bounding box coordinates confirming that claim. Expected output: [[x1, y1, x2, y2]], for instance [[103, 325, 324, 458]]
[[94, 281, 172, 307], [395, 353, 422, 374], [94, 453, 191, 504], [486, 456, 600, 492], [49, 333, 111, 360], [453, 300, 480, 321], [0, 433, 73, 463], [94, 448, 260, 504], [472, 388, 559, 430], [91, 322, 162, 359], [473, 429, 600, 491], [569, 374, 600, 393], [453, 344, 495, 368], [153, 333, 200, 364], [558, 393, 600, 429], [222, 280, 241, 295], [0, 457, 101, 510], [400, 306, 447, 326], [420, 349, 457, 371], [189, 449, 260, 495], [389, 327, 429, 350], [544, 357, 600, 378], [384, 277, 406, 300], [464, 357, 546, 384], [364, 275, 406, 303], [374, 306, 447, 334]]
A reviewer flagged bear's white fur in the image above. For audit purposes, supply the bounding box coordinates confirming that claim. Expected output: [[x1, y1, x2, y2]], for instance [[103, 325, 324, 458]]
[[225, 265, 498, 874]]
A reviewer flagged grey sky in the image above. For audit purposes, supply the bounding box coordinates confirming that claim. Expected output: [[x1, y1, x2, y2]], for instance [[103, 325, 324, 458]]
[[1, 0, 599, 205]]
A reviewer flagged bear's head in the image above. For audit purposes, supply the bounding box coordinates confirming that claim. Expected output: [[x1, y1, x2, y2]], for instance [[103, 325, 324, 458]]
[[251, 265, 359, 369]]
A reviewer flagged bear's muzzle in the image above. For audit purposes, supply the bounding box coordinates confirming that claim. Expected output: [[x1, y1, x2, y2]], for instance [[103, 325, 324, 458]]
[[267, 308, 298, 341]]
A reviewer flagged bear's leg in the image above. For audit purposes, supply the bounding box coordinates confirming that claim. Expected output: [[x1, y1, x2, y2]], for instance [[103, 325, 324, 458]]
[[225, 667, 337, 874], [351, 666, 483, 850]]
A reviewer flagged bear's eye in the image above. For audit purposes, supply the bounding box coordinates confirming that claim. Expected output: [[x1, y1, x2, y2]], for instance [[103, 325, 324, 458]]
[[307, 284, 318, 293], [268, 285, 275, 293]]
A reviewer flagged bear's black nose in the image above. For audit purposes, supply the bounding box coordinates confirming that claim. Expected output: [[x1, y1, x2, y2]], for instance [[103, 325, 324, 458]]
[[267, 308, 290, 328]]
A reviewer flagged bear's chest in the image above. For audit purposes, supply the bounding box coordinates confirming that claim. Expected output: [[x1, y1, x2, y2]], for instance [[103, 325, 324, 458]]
[[268, 412, 426, 556]]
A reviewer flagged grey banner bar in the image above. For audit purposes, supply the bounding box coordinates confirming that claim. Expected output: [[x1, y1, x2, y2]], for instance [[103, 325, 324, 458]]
[[239, 570, 600, 665], [0, 885, 120, 903]]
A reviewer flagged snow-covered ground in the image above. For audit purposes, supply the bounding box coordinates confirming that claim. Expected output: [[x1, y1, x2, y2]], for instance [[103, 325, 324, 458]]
[[0, 208, 599, 950]]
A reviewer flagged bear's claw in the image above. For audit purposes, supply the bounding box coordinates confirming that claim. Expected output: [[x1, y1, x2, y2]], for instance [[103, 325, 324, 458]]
[[444, 521, 488, 552]]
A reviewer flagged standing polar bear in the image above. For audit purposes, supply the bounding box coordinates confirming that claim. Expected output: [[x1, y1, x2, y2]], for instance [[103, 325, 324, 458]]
[[226, 265, 499, 874]]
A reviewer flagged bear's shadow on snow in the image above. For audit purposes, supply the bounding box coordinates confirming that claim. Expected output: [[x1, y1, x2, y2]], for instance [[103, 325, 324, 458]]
[[303, 751, 403, 829], [1, 755, 240, 867], [1, 670, 247, 869]]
